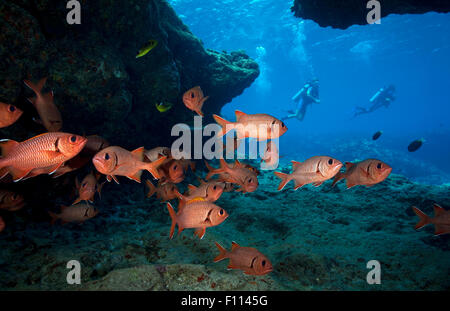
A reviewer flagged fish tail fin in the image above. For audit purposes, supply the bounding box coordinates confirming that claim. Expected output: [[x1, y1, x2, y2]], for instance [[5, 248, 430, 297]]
[[167, 202, 177, 239], [24, 77, 47, 96], [213, 114, 234, 137], [0, 139, 19, 161], [144, 156, 167, 180], [331, 172, 345, 187], [213, 241, 229, 262], [145, 180, 156, 198], [412, 206, 431, 230], [273, 171, 291, 191], [48, 211, 58, 225]]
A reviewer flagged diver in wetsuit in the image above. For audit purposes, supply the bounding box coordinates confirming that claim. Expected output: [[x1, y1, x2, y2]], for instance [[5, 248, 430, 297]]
[[282, 78, 320, 122], [353, 85, 396, 118]]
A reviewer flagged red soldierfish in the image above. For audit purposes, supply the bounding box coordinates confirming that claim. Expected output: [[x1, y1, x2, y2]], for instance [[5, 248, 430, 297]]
[[175, 179, 224, 209], [331, 159, 392, 189], [274, 156, 342, 191], [49, 204, 99, 225], [24, 77, 62, 132], [146, 180, 179, 202], [157, 158, 186, 184], [214, 241, 273, 276], [167, 200, 228, 239], [412, 204, 450, 236], [0, 133, 87, 182], [0, 102, 23, 128], [182, 86, 209, 117], [73, 172, 103, 205], [205, 159, 258, 193], [92, 146, 167, 184], [213, 110, 287, 141], [0, 189, 25, 211]]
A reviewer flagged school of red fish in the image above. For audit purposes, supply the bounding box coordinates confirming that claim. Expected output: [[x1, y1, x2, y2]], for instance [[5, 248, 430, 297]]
[[0, 81, 448, 276]]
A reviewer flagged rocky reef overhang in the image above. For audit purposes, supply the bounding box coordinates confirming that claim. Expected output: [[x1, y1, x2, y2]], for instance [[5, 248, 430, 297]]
[[0, 0, 259, 147], [291, 0, 450, 29]]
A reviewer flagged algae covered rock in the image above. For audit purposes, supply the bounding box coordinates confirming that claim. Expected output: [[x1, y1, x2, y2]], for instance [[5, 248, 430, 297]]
[[80, 264, 282, 291]]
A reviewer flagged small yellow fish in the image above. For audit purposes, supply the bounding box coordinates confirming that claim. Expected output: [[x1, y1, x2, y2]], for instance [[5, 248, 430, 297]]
[[155, 102, 172, 112], [136, 40, 158, 58]]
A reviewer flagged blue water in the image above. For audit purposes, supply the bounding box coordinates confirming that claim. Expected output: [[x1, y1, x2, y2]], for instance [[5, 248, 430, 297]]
[[171, 0, 450, 184]]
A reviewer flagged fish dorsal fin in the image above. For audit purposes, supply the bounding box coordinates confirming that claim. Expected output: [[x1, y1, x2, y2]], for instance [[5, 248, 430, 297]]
[[22, 133, 47, 144], [131, 147, 145, 161], [187, 184, 197, 191], [231, 241, 240, 251], [345, 162, 354, 170], [235, 110, 247, 122], [291, 160, 302, 170], [433, 204, 446, 217], [0, 139, 19, 157], [234, 159, 242, 168]]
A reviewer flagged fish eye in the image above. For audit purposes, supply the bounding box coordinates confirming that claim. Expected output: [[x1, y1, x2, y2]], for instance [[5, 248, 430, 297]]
[[328, 159, 333, 165], [173, 164, 178, 170], [262, 260, 266, 266], [9, 105, 16, 112], [248, 178, 252, 183], [12, 194, 17, 200], [104, 153, 110, 160], [213, 185, 217, 190], [219, 209, 224, 215], [82, 182, 87, 188], [70, 136, 77, 143], [191, 92, 195, 98], [377, 162, 382, 169]]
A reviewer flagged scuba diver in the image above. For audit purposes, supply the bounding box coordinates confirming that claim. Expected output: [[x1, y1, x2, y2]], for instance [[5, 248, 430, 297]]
[[281, 78, 320, 122], [353, 85, 396, 118]]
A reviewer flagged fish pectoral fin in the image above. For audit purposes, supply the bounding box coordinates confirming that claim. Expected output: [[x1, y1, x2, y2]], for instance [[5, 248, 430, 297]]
[[48, 163, 64, 175], [194, 227, 206, 239], [107, 175, 120, 184]]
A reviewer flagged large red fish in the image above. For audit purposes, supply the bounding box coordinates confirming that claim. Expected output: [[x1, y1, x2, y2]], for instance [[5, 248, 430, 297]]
[[214, 241, 273, 276], [332, 159, 392, 189], [205, 159, 258, 193], [0, 133, 87, 182], [73, 172, 103, 205], [274, 156, 342, 191], [182, 86, 209, 117], [167, 199, 228, 239], [213, 110, 287, 140], [92, 146, 167, 183], [413, 204, 450, 236], [24, 77, 62, 132], [0, 102, 23, 128], [0, 189, 25, 211], [145, 146, 171, 162]]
